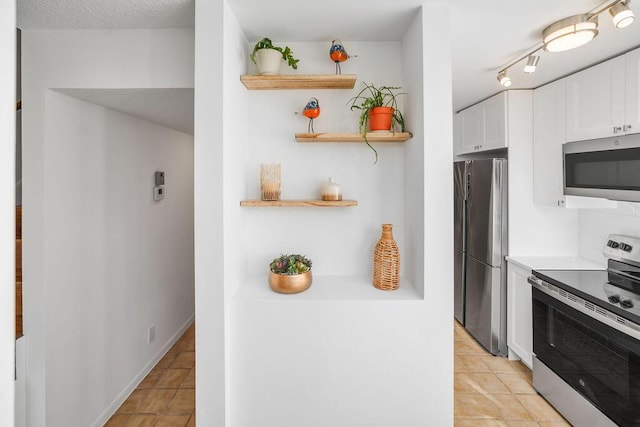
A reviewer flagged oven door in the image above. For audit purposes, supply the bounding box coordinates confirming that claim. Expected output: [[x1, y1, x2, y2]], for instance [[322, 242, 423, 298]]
[[532, 287, 640, 426], [563, 135, 640, 202]]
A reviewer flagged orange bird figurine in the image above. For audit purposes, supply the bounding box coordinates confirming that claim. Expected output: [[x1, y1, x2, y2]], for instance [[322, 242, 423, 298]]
[[303, 97, 320, 133], [330, 39, 354, 74]]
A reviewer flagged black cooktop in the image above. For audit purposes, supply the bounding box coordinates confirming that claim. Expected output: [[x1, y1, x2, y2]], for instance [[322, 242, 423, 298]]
[[533, 259, 640, 325]]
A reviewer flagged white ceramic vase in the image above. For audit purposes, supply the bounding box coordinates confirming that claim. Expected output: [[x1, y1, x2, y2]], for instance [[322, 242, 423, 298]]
[[254, 48, 283, 75]]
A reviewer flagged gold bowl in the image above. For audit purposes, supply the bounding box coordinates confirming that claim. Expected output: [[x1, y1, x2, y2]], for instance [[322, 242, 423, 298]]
[[268, 271, 312, 294]]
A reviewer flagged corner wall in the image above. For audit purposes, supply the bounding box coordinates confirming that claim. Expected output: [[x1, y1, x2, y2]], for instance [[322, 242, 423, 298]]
[[44, 92, 194, 426], [0, 0, 16, 424], [21, 29, 194, 426]]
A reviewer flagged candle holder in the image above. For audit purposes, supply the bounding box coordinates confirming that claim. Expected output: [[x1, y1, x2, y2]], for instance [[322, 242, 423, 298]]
[[260, 164, 281, 201]]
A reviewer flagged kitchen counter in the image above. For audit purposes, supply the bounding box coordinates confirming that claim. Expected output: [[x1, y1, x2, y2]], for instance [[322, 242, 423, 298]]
[[506, 256, 605, 271]]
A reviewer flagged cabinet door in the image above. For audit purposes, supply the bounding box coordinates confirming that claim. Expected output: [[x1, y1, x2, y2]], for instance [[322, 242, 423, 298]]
[[455, 104, 483, 155], [533, 79, 566, 207], [482, 92, 507, 151], [507, 262, 533, 368], [566, 56, 626, 142], [625, 48, 640, 135]]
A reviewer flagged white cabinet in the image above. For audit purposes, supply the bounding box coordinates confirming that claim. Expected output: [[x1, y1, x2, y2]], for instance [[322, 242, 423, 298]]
[[566, 48, 640, 142], [507, 261, 533, 368], [625, 48, 640, 135], [533, 79, 618, 209], [454, 92, 506, 155]]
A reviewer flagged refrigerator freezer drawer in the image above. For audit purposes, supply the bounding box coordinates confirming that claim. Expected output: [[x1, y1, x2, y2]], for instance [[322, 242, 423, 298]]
[[464, 255, 506, 355]]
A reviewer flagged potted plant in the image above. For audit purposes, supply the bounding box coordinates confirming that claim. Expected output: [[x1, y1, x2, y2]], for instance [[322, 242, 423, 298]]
[[250, 37, 300, 75], [268, 254, 312, 294], [348, 82, 406, 163]]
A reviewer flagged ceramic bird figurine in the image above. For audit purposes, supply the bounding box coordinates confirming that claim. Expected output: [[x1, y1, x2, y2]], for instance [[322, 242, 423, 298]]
[[330, 39, 355, 74], [303, 97, 320, 133]]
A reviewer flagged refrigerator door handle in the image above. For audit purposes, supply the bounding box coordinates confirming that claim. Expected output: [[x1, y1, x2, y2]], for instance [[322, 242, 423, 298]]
[[490, 160, 504, 266]]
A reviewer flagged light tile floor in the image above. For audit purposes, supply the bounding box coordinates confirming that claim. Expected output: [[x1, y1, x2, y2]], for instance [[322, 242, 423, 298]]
[[105, 323, 195, 427], [454, 320, 570, 426]]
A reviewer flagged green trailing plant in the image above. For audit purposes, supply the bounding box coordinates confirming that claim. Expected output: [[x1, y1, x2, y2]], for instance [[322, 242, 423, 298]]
[[250, 37, 300, 70], [269, 254, 312, 275], [348, 82, 406, 163]]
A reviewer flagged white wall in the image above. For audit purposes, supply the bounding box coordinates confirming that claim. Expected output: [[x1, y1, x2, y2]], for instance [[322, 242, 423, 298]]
[[0, 0, 16, 424], [227, 4, 453, 426], [42, 92, 194, 426], [578, 204, 640, 265], [418, 4, 454, 424], [194, 0, 227, 425], [21, 29, 194, 426]]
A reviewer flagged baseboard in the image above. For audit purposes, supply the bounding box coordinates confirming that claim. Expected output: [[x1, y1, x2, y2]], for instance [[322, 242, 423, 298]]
[[91, 313, 195, 427]]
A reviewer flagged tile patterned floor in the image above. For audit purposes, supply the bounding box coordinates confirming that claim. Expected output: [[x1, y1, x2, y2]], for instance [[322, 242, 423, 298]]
[[105, 323, 195, 427], [454, 320, 571, 427]]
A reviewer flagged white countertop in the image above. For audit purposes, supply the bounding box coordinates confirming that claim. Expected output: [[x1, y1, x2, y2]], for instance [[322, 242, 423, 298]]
[[506, 256, 605, 271]]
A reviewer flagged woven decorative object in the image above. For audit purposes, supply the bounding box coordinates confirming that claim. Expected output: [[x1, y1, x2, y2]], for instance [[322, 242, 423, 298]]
[[260, 164, 281, 201], [373, 224, 400, 291]]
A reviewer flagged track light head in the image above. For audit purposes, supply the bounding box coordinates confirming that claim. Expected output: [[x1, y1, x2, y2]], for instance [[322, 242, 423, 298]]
[[497, 71, 512, 87], [610, 1, 635, 28], [524, 55, 540, 73]]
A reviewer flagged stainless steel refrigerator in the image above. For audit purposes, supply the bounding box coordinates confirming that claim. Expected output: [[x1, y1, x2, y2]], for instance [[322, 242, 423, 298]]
[[453, 159, 508, 356]]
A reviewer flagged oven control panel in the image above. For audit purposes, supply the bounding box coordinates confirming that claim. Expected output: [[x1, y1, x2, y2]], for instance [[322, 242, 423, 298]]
[[603, 234, 640, 263]]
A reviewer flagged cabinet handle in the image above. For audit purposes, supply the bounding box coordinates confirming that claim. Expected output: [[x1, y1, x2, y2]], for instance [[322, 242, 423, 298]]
[[613, 126, 623, 134], [624, 124, 632, 132]]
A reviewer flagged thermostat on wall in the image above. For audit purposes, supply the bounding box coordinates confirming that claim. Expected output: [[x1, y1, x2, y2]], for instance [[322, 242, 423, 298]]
[[153, 186, 164, 201], [155, 171, 165, 186]]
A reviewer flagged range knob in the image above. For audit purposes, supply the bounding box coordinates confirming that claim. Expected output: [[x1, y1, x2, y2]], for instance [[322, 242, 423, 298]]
[[620, 243, 633, 252], [608, 240, 620, 249], [608, 295, 621, 304], [621, 299, 634, 309]]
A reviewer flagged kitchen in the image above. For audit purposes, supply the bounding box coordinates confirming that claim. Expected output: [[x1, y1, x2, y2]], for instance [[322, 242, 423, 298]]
[[453, 1, 640, 425]]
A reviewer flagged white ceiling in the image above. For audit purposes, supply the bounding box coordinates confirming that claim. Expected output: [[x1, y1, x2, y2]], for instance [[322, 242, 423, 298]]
[[17, 0, 640, 117], [56, 89, 194, 135]]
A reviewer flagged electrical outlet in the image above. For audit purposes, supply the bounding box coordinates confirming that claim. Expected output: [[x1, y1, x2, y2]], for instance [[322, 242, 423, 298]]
[[148, 325, 156, 344]]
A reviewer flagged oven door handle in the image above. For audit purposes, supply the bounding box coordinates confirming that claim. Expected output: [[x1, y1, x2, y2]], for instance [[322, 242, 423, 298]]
[[528, 276, 544, 287]]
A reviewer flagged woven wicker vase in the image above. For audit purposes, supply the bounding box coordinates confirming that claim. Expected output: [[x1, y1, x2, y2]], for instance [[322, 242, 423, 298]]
[[373, 224, 400, 291]]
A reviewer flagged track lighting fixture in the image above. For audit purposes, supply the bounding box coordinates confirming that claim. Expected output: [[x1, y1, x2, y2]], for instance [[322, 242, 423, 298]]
[[610, 1, 635, 28], [496, 0, 634, 86], [542, 14, 599, 52], [523, 55, 540, 73], [497, 71, 512, 87]]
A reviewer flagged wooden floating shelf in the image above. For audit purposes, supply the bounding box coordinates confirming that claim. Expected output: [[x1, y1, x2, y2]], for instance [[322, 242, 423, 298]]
[[295, 132, 412, 143], [240, 74, 357, 90], [240, 199, 358, 208]]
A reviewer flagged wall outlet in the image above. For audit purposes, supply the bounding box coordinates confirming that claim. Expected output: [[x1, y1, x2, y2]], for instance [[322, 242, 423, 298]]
[[148, 325, 156, 344]]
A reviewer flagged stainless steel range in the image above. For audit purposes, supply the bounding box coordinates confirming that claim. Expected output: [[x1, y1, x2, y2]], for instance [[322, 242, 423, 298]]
[[528, 234, 640, 427]]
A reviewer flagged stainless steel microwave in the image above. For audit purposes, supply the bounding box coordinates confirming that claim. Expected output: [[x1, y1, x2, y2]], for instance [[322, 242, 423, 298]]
[[563, 134, 640, 202]]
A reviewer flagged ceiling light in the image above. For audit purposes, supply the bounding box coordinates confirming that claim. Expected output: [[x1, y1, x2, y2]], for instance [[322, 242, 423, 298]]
[[543, 14, 599, 52], [610, 1, 635, 28], [497, 71, 512, 87], [523, 55, 540, 73]]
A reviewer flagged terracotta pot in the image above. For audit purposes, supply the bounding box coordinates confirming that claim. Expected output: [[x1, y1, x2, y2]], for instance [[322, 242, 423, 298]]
[[368, 107, 394, 132], [268, 271, 312, 294], [254, 48, 283, 75]]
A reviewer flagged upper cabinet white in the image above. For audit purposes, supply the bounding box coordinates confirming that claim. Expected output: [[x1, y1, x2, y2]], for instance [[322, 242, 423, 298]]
[[566, 48, 640, 142], [454, 92, 507, 155]]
